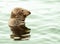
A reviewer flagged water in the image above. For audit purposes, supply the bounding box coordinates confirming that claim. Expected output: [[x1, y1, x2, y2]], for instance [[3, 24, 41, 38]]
[[0, 0, 60, 44]]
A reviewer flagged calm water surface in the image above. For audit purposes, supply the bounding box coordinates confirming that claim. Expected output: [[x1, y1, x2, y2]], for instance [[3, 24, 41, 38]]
[[0, 0, 60, 44]]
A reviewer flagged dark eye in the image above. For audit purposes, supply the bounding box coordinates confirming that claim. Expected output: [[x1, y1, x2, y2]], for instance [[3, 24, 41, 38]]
[[24, 15, 26, 17], [22, 10, 24, 11]]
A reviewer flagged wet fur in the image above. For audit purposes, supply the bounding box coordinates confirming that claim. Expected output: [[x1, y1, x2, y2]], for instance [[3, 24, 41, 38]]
[[8, 7, 31, 40]]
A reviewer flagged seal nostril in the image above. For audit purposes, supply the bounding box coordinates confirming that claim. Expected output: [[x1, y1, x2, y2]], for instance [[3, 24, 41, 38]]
[[28, 12, 31, 14], [22, 20, 24, 21]]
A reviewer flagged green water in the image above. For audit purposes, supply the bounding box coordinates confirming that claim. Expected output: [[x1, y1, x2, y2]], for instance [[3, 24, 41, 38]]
[[0, 0, 60, 44]]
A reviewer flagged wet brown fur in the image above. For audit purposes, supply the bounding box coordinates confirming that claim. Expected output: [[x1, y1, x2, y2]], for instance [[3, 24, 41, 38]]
[[8, 7, 31, 40]]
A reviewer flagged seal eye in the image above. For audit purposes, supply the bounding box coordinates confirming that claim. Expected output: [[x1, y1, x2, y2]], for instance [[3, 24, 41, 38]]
[[24, 15, 26, 17], [22, 10, 23, 11]]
